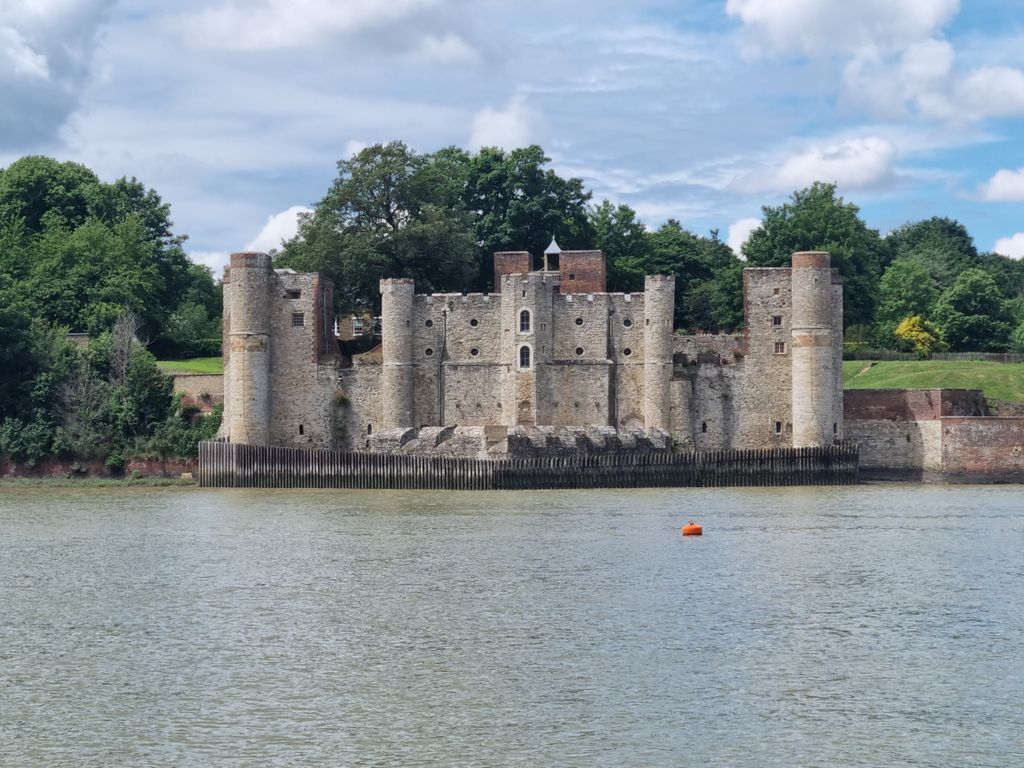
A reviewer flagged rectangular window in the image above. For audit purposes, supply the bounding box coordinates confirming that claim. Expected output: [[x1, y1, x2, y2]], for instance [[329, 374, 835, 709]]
[[773, 288, 781, 295], [286, 289, 301, 299], [774, 341, 786, 354], [775, 421, 782, 434], [292, 313, 305, 327], [772, 315, 783, 326], [568, 273, 576, 280], [352, 317, 363, 336]]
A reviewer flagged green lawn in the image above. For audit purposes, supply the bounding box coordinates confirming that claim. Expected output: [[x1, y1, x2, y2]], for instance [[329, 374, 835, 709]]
[[843, 360, 1024, 402], [156, 357, 224, 374]]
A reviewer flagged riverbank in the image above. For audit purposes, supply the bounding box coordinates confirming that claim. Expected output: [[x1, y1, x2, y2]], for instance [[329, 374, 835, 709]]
[[0, 476, 196, 488], [1, 456, 196, 483]]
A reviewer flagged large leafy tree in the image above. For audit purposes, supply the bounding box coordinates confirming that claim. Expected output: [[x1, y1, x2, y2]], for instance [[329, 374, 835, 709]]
[[464, 145, 594, 288], [646, 221, 744, 332], [0, 155, 217, 355], [590, 200, 651, 293], [885, 217, 978, 280], [873, 259, 940, 347], [0, 156, 98, 234], [744, 183, 886, 328], [280, 142, 597, 306], [932, 268, 1013, 351], [0, 284, 34, 419], [278, 142, 477, 312]]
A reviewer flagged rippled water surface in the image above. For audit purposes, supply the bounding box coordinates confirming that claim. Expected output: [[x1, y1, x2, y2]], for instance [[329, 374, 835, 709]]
[[1, 484, 1023, 767]]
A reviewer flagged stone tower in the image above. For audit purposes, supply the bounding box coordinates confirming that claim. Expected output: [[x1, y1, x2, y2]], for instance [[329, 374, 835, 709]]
[[790, 251, 840, 446], [380, 278, 415, 428], [643, 275, 675, 432], [224, 252, 272, 445]]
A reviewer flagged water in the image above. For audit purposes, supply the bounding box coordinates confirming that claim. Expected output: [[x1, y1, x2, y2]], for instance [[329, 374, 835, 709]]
[[1, 485, 1022, 767]]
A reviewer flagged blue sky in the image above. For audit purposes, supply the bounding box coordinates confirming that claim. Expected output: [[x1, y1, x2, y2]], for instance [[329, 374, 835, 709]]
[[3, 0, 1024, 275]]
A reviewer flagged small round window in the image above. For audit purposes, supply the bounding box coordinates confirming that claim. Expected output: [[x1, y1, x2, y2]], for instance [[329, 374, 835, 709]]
[[470, 348, 479, 357], [425, 348, 434, 356], [623, 348, 632, 356], [575, 317, 584, 326], [623, 318, 633, 328], [425, 319, 434, 328], [470, 318, 478, 327], [575, 347, 584, 356]]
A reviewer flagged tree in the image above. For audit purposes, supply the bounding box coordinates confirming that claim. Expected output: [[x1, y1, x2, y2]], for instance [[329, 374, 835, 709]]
[[278, 142, 478, 312], [885, 217, 978, 280], [1012, 320, 1024, 352], [589, 200, 651, 292], [874, 259, 939, 347], [645, 221, 744, 331], [743, 183, 886, 328], [0, 156, 219, 346], [932, 268, 1013, 351], [464, 145, 594, 288], [893, 315, 946, 356], [0, 156, 98, 234], [0, 286, 34, 419]]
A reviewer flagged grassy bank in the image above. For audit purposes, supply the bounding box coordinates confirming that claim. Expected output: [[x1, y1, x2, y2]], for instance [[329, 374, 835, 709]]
[[843, 360, 1024, 402], [157, 357, 224, 374]]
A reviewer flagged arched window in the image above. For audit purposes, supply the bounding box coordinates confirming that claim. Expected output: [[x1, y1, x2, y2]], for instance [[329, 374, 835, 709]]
[[519, 309, 531, 333], [519, 345, 531, 369]]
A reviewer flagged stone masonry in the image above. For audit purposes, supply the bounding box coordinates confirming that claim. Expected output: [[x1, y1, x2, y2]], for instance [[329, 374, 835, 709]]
[[221, 249, 845, 458]]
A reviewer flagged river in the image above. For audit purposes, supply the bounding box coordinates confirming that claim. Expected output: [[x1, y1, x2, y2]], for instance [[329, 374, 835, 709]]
[[1, 484, 1022, 766]]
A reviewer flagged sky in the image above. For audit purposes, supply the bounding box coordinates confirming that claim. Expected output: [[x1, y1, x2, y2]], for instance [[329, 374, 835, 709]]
[[3, 0, 1024, 276]]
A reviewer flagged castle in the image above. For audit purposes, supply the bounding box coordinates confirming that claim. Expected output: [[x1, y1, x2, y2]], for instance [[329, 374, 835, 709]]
[[219, 247, 845, 458]]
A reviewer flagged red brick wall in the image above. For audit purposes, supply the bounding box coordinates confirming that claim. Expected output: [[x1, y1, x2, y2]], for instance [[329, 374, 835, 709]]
[[493, 251, 532, 292], [844, 389, 987, 421], [559, 251, 606, 293], [941, 417, 1024, 480]]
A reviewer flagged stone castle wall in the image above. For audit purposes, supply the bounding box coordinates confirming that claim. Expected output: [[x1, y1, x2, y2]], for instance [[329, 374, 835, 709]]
[[221, 255, 338, 449], [225, 249, 846, 457]]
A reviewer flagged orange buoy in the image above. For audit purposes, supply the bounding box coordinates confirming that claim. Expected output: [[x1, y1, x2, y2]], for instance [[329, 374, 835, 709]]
[[681, 521, 703, 536]]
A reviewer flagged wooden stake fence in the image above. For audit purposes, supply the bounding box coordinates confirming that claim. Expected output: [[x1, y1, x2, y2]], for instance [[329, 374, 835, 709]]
[[199, 441, 858, 489]]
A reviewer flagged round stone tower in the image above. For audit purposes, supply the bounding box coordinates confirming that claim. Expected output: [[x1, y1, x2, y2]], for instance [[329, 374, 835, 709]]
[[380, 278, 415, 428], [643, 275, 675, 432], [225, 251, 272, 445], [790, 251, 839, 446]]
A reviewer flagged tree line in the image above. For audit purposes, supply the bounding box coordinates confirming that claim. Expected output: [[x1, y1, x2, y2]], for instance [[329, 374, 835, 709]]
[[0, 156, 222, 466]]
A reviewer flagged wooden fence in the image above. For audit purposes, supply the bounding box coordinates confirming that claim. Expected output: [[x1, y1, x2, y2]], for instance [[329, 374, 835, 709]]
[[199, 441, 859, 490], [844, 349, 1024, 363]]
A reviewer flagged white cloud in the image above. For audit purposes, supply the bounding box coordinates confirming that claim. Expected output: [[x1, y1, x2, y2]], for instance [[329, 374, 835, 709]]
[[0, 0, 115, 147], [187, 205, 310, 275], [418, 33, 477, 64], [842, 38, 1024, 123], [188, 250, 231, 276], [183, 0, 438, 51], [726, 0, 958, 56], [0, 25, 49, 78], [979, 167, 1024, 202], [994, 233, 1024, 260], [727, 217, 761, 258], [468, 95, 539, 151], [736, 136, 897, 194], [245, 205, 312, 252], [844, 39, 955, 118], [344, 139, 369, 158], [729, 0, 1024, 125], [956, 66, 1024, 118]]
